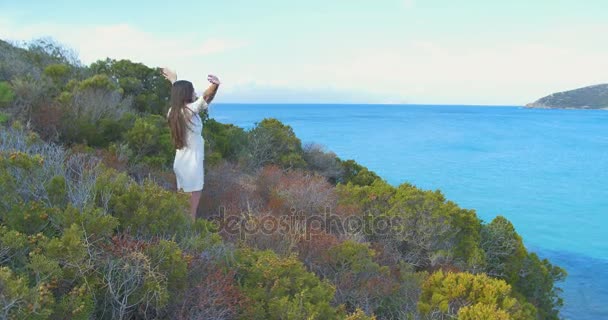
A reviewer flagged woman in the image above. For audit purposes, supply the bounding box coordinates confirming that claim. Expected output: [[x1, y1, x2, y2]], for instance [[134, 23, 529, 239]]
[[162, 68, 220, 220]]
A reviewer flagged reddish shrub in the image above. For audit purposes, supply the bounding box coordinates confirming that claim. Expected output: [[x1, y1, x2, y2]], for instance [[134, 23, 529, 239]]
[[96, 148, 128, 171], [100, 232, 153, 257], [199, 161, 257, 219], [254, 165, 283, 203], [175, 261, 246, 320], [271, 169, 337, 216], [296, 231, 341, 273], [31, 103, 63, 141]]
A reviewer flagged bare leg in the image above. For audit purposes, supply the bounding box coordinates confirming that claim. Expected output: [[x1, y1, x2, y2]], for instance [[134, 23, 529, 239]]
[[189, 191, 202, 220]]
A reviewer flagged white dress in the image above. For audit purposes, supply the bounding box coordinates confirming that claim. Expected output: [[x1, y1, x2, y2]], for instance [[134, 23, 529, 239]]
[[166, 96, 208, 192]]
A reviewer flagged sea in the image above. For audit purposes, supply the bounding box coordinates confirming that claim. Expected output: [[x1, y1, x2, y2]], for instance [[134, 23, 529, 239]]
[[211, 103, 608, 319]]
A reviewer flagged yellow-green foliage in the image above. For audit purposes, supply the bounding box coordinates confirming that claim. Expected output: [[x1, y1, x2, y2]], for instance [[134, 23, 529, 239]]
[[324, 240, 395, 316], [338, 159, 382, 186], [0, 81, 15, 108], [0, 266, 54, 319], [234, 248, 339, 320], [89, 58, 171, 114], [327, 240, 385, 274], [54, 283, 95, 320], [388, 184, 483, 269], [125, 114, 173, 166], [247, 118, 307, 169], [43, 224, 87, 269], [203, 118, 248, 166], [145, 240, 188, 303], [482, 216, 567, 320], [43, 64, 71, 85], [345, 308, 377, 320], [102, 176, 191, 236], [458, 303, 511, 320], [418, 270, 536, 320], [77, 74, 118, 92], [0, 226, 29, 268], [0, 224, 95, 319], [52, 205, 119, 239], [337, 179, 483, 270], [0, 151, 43, 209], [2, 201, 57, 236], [0, 144, 225, 319]]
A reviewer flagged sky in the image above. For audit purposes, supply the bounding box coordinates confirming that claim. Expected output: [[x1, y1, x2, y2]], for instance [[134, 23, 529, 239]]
[[1, 0, 607, 105]]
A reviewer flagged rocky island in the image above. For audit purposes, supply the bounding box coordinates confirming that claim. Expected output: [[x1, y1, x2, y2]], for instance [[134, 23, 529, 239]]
[[526, 83, 608, 109]]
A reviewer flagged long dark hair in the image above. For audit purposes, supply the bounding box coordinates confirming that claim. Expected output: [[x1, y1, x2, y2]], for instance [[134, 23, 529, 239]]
[[167, 80, 195, 149]]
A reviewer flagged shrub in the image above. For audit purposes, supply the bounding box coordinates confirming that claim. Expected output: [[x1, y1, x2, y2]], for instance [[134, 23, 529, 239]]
[[203, 118, 248, 166], [337, 159, 381, 186], [302, 143, 343, 183], [322, 240, 396, 315], [418, 270, 536, 319], [7, 76, 56, 123], [0, 266, 54, 319], [514, 252, 566, 320], [233, 248, 340, 320], [386, 183, 483, 270], [97, 238, 169, 319], [199, 161, 259, 219], [0, 81, 14, 108], [89, 58, 170, 115], [481, 216, 567, 319], [173, 259, 245, 320], [245, 118, 306, 170], [125, 114, 173, 167], [99, 174, 191, 237], [43, 63, 72, 86], [59, 83, 133, 147], [272, 169, 337, 216]]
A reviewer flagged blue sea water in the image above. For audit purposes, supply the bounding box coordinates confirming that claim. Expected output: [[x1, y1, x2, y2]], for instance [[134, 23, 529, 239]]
[[210, 103, 608, 319]]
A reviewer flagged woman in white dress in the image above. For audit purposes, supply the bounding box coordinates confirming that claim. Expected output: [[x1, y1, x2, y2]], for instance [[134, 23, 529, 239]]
[[162, 68, 220, 220]]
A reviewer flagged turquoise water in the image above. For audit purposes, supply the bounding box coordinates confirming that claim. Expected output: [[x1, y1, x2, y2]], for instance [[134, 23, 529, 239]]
[[211, 104, 608, 319]]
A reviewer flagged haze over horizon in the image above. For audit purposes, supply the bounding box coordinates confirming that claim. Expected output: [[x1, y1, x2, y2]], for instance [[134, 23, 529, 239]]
[[1, 0, 607, 105]]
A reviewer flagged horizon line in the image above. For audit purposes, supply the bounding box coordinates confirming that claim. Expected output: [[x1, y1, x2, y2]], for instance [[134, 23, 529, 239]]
[[213, 102, 526, 108]]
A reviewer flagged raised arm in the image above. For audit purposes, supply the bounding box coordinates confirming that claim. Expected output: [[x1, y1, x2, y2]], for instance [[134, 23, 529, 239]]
[[188, 74, 220, 113], [203, 74, 221, 104], [161, 67, 177, 84]]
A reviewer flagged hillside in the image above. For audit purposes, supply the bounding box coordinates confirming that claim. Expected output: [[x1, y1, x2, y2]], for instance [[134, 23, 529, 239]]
[[526, 84, 608, 109], [0, 38, 566, 320]]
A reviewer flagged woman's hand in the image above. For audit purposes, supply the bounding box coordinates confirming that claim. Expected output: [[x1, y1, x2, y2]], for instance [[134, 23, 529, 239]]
[[203, 74, 220, 103], [207, 74, 221, 85], [162, 67, 178, 84]]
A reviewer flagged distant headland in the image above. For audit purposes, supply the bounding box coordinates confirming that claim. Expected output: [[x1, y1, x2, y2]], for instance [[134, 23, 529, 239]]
[[526, 84, 608, 109]]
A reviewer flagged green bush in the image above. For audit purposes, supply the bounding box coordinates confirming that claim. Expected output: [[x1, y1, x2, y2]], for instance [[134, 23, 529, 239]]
[[418, 270, 536, 319], [203, 118, 248, 166], [0, 266, 54, 319], [338, 159, 381, 186], [101, 176, 190, 236], [89, 58, 170, 114], [387, 183, 483, 269], [246, 118, 306, 170], [0, 81, 14, 108], [233, 248, 340, 320], [482, 216, 567, 319], [145, 240, 188, 305], [43, 63, 72, 86], [125, 114, 173, 167]]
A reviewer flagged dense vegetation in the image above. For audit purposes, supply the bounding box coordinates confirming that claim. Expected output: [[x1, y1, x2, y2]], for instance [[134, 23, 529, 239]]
[[0, 38, 566, 319], [526, 83, 608, 109]]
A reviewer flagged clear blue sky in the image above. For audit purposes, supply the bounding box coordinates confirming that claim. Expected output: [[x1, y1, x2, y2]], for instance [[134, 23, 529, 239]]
[[2, 0, 607, 104]]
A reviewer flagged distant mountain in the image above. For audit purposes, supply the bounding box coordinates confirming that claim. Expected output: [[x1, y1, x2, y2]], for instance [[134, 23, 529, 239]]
[[526, 84, 608, 109]]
